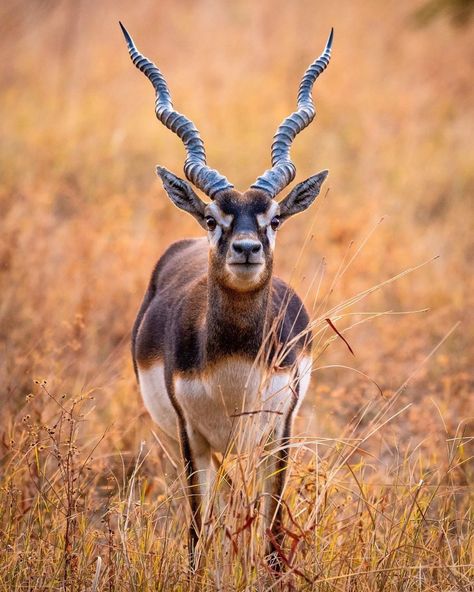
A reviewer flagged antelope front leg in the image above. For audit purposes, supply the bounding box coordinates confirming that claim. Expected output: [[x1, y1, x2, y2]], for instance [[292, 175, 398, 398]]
[[264, 379, 299, 569], [178, 420, 212, 570], [263, 432, 291, 568]]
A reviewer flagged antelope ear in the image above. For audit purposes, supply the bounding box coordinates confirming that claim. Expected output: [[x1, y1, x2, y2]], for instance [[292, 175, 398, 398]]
[[156, 166, 207, 228], [279, 170, 328, 220]]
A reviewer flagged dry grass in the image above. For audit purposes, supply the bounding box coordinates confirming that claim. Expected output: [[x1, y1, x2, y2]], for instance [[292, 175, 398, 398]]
[[0, 0, 473, 590]]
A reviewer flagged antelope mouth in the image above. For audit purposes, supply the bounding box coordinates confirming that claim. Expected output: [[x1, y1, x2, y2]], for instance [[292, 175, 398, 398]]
[[226, 262, 264, 277], [227, 262, 264, 270]]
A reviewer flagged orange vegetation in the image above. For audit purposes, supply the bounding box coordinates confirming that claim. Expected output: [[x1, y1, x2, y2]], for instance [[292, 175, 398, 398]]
[[0, 1, 472, 589]]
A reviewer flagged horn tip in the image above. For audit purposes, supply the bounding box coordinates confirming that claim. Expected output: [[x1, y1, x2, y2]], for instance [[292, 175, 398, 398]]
[[327, 28, 334, 48], [119, 21, 133, 47]]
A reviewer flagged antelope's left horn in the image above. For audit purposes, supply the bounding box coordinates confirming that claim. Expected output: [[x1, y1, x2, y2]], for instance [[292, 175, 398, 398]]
[[251, 28, 333, 199]]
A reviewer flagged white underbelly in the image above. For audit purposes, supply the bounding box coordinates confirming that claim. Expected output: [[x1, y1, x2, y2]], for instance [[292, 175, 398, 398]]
[[138, 356, 312, 454]]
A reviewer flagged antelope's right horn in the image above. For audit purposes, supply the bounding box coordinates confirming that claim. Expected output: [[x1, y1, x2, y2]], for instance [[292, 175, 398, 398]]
[[120, 22, 234, 199]]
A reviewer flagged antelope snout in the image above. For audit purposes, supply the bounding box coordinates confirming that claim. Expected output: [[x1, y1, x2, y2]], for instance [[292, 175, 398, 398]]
[[229, 239, 263, 264]]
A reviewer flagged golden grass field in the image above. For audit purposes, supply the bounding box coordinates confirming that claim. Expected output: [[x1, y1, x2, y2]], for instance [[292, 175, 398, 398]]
[[0, 0, 473, 590]]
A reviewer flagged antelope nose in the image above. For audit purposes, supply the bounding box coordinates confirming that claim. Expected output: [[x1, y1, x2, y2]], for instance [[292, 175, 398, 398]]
[[232, 239, 262, 260]]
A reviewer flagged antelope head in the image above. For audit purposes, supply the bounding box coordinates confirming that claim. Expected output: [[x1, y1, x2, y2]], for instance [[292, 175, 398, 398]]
[[120, 23, 332, 293]]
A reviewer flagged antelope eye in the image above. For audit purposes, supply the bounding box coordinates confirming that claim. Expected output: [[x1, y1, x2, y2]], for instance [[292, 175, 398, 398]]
[[205, 216, 217, 231], [270, 216, 280, 231]]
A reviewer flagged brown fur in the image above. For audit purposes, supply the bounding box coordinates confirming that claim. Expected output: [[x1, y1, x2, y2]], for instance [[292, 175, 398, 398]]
[[133, 238, 310, 374]]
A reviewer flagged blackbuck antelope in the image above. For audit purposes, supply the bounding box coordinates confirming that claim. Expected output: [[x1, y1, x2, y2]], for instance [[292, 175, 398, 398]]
[[121, 22, 333, 567]]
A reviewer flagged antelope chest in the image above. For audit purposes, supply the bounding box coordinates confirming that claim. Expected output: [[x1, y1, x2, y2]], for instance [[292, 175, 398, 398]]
[[175, 358, 293, 452], [138, 356, 311, 454]]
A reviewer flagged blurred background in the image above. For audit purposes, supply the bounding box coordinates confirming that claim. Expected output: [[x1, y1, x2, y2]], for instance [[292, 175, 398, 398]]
[[0, 0, 472, 463]]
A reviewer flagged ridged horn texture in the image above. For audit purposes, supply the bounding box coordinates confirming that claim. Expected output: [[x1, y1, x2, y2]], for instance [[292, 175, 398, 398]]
[[119, 22, 233, 199], [251, 28, 333, 198]]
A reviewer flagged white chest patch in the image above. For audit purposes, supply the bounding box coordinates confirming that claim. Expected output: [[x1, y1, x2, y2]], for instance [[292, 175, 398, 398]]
[[138, 356, 312, 454]]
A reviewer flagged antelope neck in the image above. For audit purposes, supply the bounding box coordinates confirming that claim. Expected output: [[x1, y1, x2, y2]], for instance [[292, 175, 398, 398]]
[[205, 276, 272, 364]]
